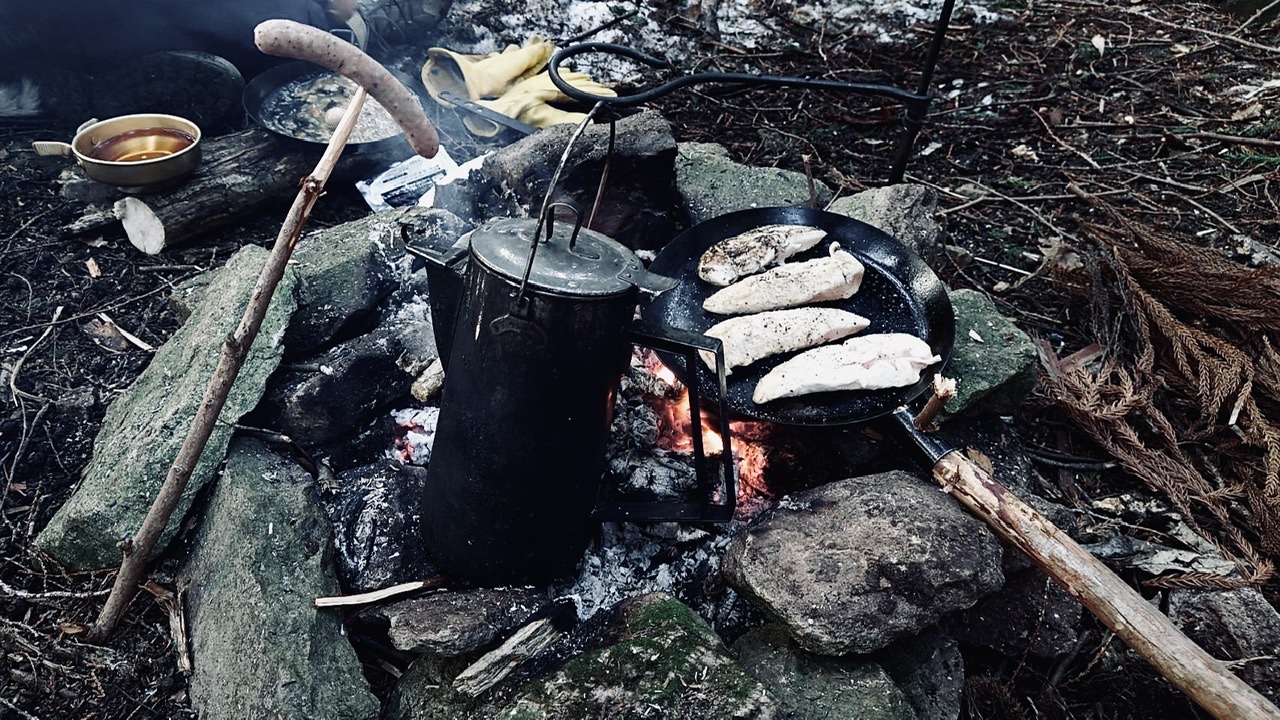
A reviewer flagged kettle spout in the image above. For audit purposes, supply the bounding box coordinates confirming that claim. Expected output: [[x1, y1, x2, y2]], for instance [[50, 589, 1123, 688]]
[[405, 236, 470, 370]]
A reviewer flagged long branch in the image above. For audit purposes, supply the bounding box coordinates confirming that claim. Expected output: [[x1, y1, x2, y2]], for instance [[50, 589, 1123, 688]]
[[85, 88, 369, 643]]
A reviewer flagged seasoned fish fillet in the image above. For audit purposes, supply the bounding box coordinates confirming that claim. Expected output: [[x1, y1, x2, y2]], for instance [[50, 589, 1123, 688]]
[[753, 333, 941, 404], [699, 307, 871, 374], [702, 244, 865, 315], [697, 224, 828, 286]]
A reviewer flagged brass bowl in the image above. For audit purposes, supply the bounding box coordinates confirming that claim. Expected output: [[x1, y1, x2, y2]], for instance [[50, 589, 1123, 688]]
[[33, 114, 203, 191]]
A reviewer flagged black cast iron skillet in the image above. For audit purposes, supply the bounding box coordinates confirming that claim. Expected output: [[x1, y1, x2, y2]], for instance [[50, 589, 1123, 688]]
[[641, 206, 954, 433], [637, 207, 1279, 719]]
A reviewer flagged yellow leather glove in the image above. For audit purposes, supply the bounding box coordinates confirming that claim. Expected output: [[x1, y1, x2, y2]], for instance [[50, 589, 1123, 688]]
[[462, 70, 616, 137], [421, 36, 555, 106]]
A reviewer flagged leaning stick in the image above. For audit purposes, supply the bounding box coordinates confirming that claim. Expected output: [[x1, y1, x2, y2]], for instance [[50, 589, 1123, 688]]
[[86, 85, 371, 642], [933, 452, 1280, 720], [88, 19, 444, 642]]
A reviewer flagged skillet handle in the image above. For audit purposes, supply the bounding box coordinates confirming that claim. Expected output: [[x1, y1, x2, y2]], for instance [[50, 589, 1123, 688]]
[[913, 428, 1280, 720]]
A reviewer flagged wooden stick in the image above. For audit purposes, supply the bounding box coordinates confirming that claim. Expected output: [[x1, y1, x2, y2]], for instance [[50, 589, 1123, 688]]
[[452, 617, 565, 697], [313, 577, 447, 608], [84, 88, 370, 643], [933, 452, 1280, 720]]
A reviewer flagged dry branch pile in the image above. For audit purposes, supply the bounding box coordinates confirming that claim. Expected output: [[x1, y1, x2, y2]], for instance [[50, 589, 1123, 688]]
[[1042, 193, 1280, 586]]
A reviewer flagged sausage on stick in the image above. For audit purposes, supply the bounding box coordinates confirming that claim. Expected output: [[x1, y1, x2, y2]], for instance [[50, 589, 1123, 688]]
[[254, 19, 440, 158]]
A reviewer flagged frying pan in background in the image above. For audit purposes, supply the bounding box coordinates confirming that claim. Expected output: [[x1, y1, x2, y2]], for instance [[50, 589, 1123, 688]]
[[639, 207, 1278, 720], [243, 60, 426, 154]]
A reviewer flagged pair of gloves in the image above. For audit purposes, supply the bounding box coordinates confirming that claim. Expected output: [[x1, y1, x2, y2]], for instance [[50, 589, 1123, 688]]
[[420, 36, 614, 137]]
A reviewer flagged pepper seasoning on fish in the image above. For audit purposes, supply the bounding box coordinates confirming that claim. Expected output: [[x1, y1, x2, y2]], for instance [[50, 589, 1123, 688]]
[[697, 224, 828, 286]]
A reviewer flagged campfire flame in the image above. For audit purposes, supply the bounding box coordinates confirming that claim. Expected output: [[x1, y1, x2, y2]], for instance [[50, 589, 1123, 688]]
[[646, 355, 773, 510]]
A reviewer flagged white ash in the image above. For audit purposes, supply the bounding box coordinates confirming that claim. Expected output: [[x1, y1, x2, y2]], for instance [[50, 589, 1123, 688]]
[[439, 0, 1005, 86], [390, 406, 440, 465], [552, 520, 760, 634]]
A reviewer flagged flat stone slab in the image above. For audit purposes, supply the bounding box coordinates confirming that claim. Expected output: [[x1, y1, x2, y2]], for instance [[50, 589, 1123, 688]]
[[184, 437, 380, 720], [35, 245, 297, 570]]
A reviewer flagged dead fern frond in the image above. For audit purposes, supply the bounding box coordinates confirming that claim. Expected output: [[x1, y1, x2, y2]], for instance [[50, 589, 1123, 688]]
[[1042, 197, 1280, 571]]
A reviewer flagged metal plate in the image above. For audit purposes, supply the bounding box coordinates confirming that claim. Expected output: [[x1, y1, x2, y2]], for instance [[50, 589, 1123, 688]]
[[640, 207, 955, 427]]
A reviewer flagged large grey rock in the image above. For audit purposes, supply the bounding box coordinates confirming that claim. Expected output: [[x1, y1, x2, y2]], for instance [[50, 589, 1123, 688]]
[[385, 593, 777, 719], [184, 437, 380, 720], [676, 142, 832, 225], [285, 209, 414, 355], [34, 245, 297, 570], [944, 289, 1038, 416], [362, 586, 544, 656], [480, 110, 679, 251], [827, 184, 942, 256], [1169, 587, 1280, 704], [723, 470, 1005, 655], [733, 623, 916, 720]]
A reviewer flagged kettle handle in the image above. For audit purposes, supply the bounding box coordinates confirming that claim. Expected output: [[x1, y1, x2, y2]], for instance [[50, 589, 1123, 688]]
[[512, 201, 586, 316]]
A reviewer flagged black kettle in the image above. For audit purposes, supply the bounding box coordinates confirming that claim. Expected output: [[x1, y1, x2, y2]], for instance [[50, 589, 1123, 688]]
[[411, 204, 732, 586]]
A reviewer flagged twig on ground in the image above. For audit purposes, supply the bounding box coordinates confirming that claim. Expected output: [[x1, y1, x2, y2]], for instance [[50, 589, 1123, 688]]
[[94, 313, 155, 352], [7, 306, 63, 403], [313, 577, 448, 608], [3, 401, 50, 512], [1185, 131, 1280, 149], [1128, 6, 1280, 54], [1234, 0, 1280, 33], [0, 577, 111, 601], [1033, 108, 1101, 170]]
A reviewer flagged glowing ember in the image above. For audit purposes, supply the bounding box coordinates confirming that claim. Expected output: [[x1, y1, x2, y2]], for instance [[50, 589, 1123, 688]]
[[640, 351, 773, 509], [390, 406, 440, 465]]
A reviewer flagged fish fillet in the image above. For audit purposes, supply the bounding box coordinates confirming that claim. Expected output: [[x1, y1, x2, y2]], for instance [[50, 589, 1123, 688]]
[[697, 224, 828, 286], [702, 244, 865, 315], [698, 307, 871, 374], [753, 333, 941, 404]]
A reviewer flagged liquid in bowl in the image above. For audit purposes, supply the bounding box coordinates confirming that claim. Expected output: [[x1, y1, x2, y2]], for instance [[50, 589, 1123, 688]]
[[88, 127, 196, 163]]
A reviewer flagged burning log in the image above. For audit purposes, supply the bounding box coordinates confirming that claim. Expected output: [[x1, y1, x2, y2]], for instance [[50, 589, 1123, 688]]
[[63, 127, 317, 253]]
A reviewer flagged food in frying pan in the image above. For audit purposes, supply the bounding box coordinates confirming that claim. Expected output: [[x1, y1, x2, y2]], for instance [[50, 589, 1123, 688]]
[[697, 224, 828, 286], [699, 307, 871, 373], [259, 71, 411, 144], [255, 19, 439, 157], [702, 243, 865, 315], [752, 332, 941, 404]]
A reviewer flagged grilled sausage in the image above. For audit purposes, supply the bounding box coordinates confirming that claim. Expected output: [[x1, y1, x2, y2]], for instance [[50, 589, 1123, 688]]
[[253, 19, 439, 158]]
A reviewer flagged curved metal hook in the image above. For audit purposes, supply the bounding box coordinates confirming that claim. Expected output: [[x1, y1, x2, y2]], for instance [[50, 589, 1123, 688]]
[[548, 41, 931, 113]]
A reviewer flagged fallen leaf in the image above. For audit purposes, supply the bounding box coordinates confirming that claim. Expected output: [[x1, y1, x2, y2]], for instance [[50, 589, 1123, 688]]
[[1232, 102, 1263, 122], [81, 318, 131, 353], [1011, 143, 1040, 162], [1091, 33, 1106, 55], [968, 328, 986, 343]]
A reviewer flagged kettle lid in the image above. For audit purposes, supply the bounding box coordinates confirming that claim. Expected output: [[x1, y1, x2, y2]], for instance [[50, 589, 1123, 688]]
[[470, 215, 655, 297]]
